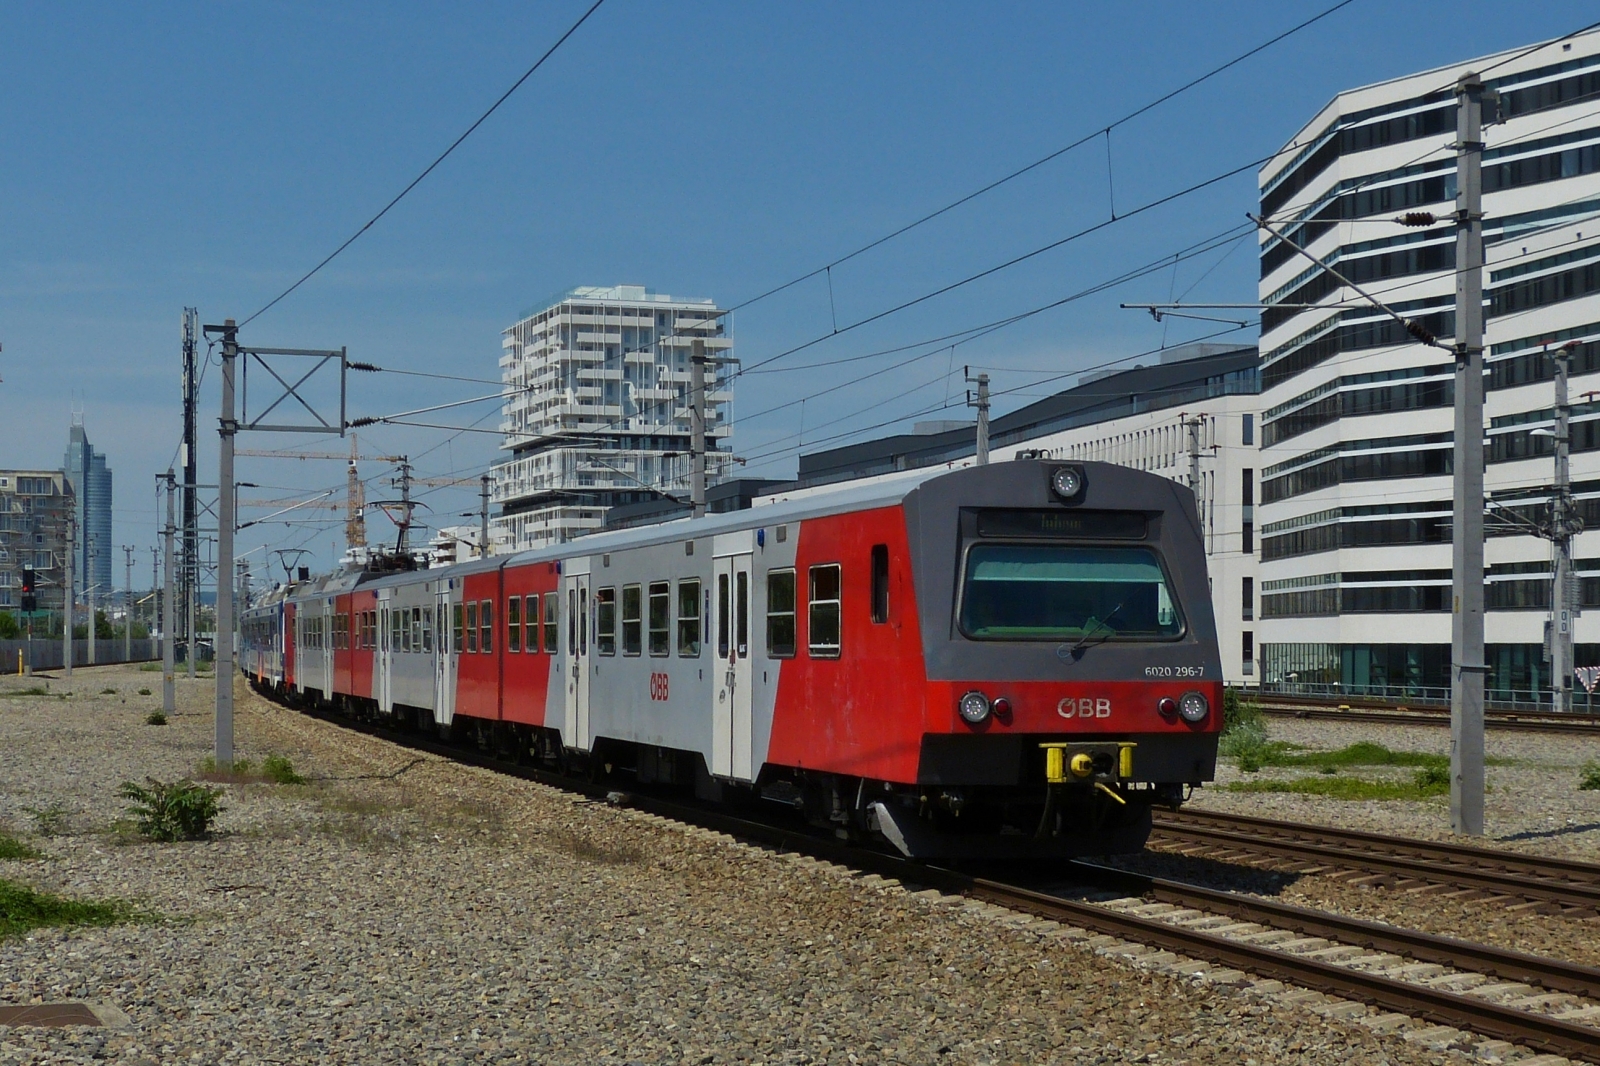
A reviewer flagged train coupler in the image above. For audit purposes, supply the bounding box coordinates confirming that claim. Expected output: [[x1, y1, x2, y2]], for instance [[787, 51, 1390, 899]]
[[1041, 741, 1137, 784]]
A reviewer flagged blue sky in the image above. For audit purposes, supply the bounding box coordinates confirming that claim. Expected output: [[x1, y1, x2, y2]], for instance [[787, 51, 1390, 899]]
[[3, 0, 1597, 580]]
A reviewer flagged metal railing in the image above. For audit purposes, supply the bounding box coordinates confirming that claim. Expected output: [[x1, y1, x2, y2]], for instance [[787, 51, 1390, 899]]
[[1256, 679, 1600, 713]]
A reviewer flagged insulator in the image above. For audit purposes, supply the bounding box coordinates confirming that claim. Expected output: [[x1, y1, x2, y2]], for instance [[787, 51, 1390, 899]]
[[1404, 319, 1438, 346], [1397, 212, 1437, 227]]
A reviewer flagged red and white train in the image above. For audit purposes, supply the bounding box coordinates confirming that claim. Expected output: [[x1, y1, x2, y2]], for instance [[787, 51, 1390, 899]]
[[242, 459, 1222, 857]]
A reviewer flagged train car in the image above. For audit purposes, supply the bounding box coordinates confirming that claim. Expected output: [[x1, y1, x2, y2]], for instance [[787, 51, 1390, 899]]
[[247, 458, 1221, 858]]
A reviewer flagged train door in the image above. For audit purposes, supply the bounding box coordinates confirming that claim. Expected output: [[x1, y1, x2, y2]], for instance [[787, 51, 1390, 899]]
[[712, 552, 754, 780], [562, 568, 591, 751], [375, 591, 393, 716], [435, 581, 456, 727]]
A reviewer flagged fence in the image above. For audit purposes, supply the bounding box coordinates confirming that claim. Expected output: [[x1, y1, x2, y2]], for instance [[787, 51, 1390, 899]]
[[0, 639, 159, 673], [1255, 679, 1600, 714]]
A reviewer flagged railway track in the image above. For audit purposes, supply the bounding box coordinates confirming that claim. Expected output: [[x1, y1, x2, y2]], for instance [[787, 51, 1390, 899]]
[[1257, 697, 1600, 735], [1152, 808, 1600, 916], [288, 701, 1600, 1062]]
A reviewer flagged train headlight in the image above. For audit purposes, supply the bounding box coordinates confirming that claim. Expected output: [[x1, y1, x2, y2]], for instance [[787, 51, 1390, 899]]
[[1157, 696, 1178, 718], [958, 690, 992, 725], [1178, 690, 1209, 723], [1050, 466, 1085, 501]]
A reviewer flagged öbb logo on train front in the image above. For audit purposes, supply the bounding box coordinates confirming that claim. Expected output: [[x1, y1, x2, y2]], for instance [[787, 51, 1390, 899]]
[[1057, 697, 1112, 719]]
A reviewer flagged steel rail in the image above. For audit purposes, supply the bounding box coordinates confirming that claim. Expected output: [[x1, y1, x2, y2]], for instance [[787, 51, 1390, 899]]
[[1154, 809, 1600, 909], [282, 698, 1600, 1061]]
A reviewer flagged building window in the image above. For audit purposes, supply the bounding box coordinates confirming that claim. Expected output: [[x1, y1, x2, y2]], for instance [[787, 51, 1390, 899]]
[[870, 544, 889, 624], [648, 581, 670, 656], [1242, 631, 1254, 675], [596, 587, 616, 655], [622, 585, 642, 655], [767, 569, 796, 658], [465, 602, 478, 653], [677, 579, 701, 656], [508, 596, 521, 653], [808, 564, 842, 659], [1242, 413, 1254, 446], [1243, 577, 1254, 622], [1242, 468, 1254, 554]]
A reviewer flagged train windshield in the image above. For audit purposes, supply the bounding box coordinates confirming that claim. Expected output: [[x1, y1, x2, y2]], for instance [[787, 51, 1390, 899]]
[[959, 544, 1183, 641]]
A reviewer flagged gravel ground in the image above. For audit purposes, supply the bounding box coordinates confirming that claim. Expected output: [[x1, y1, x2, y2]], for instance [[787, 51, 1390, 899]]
[[0, 665, 1541, 1066]]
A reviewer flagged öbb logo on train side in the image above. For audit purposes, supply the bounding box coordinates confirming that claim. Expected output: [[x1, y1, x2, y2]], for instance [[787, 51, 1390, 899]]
[[649, 672, 670, 701], [1057, 697, 1112, 719]]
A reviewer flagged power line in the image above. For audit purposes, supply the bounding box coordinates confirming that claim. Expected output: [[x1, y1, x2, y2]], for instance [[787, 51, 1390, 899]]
[[240, 0, 607, 327]]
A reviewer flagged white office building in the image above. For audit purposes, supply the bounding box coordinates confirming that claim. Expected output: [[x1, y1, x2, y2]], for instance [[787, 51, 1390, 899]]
[[491, 285, 734, 549], [772, 342, 1263, 683], [1257, 31, 1600, 702]]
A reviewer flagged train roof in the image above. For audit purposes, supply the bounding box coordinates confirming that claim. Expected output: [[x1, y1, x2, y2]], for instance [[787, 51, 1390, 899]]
[[266, 458, 1181, 600]]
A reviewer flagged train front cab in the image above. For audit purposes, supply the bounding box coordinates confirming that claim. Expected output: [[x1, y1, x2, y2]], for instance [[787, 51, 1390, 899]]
[[858, 460, 1220, 859]]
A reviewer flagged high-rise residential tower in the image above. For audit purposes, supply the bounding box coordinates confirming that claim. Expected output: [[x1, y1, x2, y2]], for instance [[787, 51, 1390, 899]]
[[63, 418, 113, 603], [1256, 30, 1600, 699], [492, 285, 734, 549]]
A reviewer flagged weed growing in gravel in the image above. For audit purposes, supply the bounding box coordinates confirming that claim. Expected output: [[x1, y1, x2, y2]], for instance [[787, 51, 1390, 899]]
[[119, 778, 222, 841], [138, 661, 162, 672], [137, 687, 151, 696], [1580, 762, 1600, 790], [22, 803, 71, 837], [1227, 765, 1451, 801], [261, 754, 307, 785], [197, 756, 255, 783], [0, 878, 144, 938], [0, 832, 42, 861], [0, 686, 51, 699], [99, 687, 116, 695], [145, 711, 167, 725]]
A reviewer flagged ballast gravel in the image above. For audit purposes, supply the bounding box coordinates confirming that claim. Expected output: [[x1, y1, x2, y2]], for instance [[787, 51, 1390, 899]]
[[0, 666, 1565, 1065]]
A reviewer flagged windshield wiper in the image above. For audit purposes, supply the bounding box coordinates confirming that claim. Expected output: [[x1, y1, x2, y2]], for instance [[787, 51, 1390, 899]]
[[1069, 602, 1124, 653]]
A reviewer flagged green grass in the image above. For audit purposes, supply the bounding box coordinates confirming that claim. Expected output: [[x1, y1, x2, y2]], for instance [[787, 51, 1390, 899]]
[[260, 754, 307, 785], [1228, 739, 1512, 775], [137, 687, 151, 696], [138, 661, 162, 672], [1580, 762, 1600, 791], [0, 877, 143, 938], [1227, 766, 1451, 802], [145, 711, 167, 726], [0, 686, 51, 699], [0, 832, 43, 861]]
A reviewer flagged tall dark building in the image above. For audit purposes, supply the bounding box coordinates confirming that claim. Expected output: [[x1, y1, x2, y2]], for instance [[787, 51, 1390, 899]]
[[63, 418, 113, 603]]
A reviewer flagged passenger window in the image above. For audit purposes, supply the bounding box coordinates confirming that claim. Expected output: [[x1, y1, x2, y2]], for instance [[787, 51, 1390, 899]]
[[568, 589, 576, 654], [522, 595, 534, 652], [391, 609, 402, 652], [453, 604, 464, 653], [596, 587, 617, 655], [648, 581, 670, 656], [465, 602, 479, 653], [543, 592, 558, 654], [411, 607, 422, 651], [717, 574, 730, 658], [622, 584, 642, 655], [423, 607, 433, 653], [766, 569, 796, 658], [507, 596, 522, 653], [400, 611, 411, 652], [870, 544, 889, 624], [677, 580, 701, 657], [480, 599, 494, 655], [808, 564, 841, 659]]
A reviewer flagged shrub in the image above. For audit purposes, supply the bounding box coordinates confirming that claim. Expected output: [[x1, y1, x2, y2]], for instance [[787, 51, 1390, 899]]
[[118, 778, 222, 841], [261, 754, 307, 785], [1581, 762, 1600, 791], [145, 711, 167, 726]]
